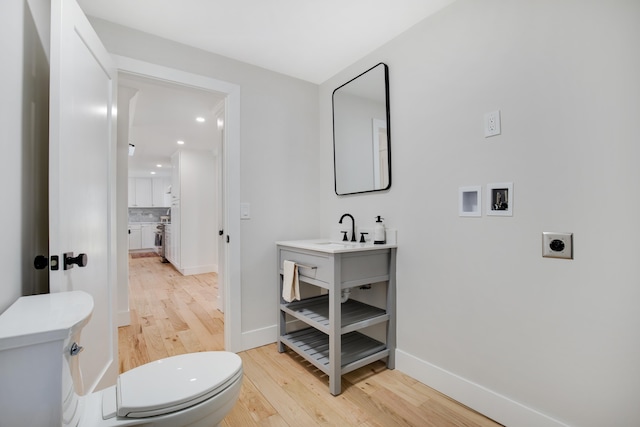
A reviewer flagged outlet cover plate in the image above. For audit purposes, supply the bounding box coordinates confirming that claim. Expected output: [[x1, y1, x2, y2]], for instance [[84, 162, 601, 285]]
[[484, 110, 501, 137], [542, 232, 573, 259]]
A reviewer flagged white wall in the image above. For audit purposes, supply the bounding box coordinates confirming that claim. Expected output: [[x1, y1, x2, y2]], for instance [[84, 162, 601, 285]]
[[88, 18, 321, 339], [0, 0, 50, 312], [319, 1, 640, 426]]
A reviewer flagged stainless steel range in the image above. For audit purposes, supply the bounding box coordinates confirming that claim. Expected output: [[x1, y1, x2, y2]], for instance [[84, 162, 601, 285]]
[[155, 223, 169, 263]]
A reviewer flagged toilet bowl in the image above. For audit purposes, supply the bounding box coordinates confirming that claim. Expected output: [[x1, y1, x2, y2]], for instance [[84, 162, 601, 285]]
[[0, 291, 242, 427]]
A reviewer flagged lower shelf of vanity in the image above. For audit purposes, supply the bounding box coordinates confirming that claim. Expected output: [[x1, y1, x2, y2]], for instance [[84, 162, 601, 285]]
[[279, 328, 389, 376], [280, 295, 389, 334]]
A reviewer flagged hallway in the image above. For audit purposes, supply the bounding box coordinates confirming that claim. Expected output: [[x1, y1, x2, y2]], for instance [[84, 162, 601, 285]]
[[119, 254, 223, 372]]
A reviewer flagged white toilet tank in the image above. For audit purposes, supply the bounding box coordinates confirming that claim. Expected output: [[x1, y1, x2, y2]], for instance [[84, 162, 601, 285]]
[[0, 291, 94, 427]]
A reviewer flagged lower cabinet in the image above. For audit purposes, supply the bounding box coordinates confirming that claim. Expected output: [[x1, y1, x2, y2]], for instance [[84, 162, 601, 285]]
[[141, 224, 157, 249], [128, 225, 141, 250], [165, 225, 173, 263], [129, 223, 159, 251]]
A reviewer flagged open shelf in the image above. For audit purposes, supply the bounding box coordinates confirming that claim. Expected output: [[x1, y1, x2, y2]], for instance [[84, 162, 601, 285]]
[[281, 295, 388, 334], [280, 328, 388, 375]]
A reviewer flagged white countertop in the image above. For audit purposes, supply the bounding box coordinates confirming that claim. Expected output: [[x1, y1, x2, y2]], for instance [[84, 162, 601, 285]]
[[276, 239, 397, 254]]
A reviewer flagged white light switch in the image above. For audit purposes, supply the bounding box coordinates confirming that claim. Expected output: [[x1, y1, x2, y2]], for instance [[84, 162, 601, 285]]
[[240, 203, 251, 219], [484, 110, 501, 137]]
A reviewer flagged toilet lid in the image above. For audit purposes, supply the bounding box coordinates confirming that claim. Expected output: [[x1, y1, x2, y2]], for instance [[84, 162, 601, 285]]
[[117, 351, 242, 418]]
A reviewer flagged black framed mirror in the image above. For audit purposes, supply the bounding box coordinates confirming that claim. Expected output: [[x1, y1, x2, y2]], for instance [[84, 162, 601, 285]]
[[332, 63, 391, 195]]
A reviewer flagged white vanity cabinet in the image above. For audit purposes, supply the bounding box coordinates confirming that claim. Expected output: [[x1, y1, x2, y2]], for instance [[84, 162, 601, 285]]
[[276, 241, 397, 395]]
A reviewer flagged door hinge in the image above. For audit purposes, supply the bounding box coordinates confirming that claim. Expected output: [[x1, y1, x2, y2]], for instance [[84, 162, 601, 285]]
[[226, 235, 230, 243]]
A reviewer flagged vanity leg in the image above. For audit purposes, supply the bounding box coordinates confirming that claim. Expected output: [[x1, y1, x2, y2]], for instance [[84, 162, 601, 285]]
[[386, 249, 397, 369], [329, 256, 342, 395], [277, 259, 286, 353], [278, 308, 286, 353]]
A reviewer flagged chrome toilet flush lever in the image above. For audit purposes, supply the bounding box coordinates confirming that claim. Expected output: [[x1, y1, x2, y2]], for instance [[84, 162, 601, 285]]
[[70, 342, 84, 356]]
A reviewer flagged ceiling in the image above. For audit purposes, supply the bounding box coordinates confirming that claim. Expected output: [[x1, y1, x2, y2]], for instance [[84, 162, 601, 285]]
[[77, 0, 455, 84], [86, 0, 455, 177], [121, 74, 225, 177]]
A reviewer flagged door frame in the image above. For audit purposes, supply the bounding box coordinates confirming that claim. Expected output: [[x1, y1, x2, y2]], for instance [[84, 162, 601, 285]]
[[115, 55, 242, 352]]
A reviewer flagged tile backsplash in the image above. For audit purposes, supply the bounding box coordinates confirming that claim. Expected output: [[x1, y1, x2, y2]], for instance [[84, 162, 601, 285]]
[[128, 207, 170, 223]]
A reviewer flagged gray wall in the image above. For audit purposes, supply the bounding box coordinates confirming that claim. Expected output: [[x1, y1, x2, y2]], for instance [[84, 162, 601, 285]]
[[319, 1, 640, 426]]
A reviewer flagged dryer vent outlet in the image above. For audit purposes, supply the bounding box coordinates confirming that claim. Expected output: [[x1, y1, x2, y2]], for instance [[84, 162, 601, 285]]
[[542, 232, 573, 259]]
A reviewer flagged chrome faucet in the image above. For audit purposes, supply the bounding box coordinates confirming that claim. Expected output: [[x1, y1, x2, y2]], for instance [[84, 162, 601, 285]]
[[339, 213, 356, 242]]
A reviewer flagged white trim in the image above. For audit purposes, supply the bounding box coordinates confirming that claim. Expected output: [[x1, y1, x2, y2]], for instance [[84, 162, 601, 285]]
[[177, 264, 218, 276], [117, 309, 131, 327], [113, 55, 243, 353], [241, 325, 278, 350], [396, 349, 569, 427]]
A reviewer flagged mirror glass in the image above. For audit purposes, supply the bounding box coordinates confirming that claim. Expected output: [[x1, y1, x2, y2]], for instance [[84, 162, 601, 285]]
[[333, 63, 391, 195]]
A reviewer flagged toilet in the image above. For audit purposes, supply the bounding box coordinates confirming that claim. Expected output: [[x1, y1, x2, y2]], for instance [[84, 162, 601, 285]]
[[0, 291, 242, 427]]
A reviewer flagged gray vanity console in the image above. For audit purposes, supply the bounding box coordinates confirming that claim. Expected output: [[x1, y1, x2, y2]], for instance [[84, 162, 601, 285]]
[[276, 240, 397, 395]]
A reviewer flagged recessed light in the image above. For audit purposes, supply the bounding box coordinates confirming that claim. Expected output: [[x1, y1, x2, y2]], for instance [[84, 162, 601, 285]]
[[156, 164, 162, 168], [177, 140, 185, 145], [150, 171, 156, 175], [196, 117, 205, 123]]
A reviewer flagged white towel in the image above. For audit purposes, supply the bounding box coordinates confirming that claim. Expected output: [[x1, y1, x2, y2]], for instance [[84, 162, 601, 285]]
[[282, 260, 300, 303]]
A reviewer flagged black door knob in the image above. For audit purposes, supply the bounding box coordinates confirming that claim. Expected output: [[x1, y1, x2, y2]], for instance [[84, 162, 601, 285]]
[[34, 255, 48, 270], [64, 252, 88, 270]]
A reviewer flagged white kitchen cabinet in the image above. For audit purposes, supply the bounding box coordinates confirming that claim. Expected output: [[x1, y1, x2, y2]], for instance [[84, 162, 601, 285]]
[[170, 200, 181, 268], [128, 177, 170, 207], [141, 224, 157, 249], [152, 177, 170, 207], [128, 225, 141, 250], [128, 178, 136, 207], [165, 224, 173, 263], [170, 151, 181, 201], [168, 150, 216, 275], [135, 178, 152, 207]]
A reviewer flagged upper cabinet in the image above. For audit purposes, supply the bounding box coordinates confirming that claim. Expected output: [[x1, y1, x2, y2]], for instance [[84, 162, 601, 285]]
[[128, 177, 170, 207], [171, 151, 181, 201]]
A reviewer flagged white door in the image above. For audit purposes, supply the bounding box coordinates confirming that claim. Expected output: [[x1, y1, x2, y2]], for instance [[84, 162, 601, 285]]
[[49, 0, 117, 392]]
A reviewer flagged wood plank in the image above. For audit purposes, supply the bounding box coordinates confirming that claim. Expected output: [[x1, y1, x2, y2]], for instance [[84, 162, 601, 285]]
[[120, 255, 503, 427]]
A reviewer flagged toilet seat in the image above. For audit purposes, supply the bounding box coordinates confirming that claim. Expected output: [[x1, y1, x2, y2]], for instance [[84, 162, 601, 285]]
[[116, 351, 242, 418]]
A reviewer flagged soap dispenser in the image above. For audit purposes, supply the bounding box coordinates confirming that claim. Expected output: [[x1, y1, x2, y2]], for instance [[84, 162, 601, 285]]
[[374, 216, 386, 244]]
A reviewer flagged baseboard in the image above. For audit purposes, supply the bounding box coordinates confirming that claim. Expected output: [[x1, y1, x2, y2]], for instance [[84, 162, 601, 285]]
[[241, 324, 277, 351], [396, 349, 569, 427], [117, 309, 131, 327], [178, 263, 217, 276]]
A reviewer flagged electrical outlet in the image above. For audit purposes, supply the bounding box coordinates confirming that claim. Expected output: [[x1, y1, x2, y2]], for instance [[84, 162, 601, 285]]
[[484, 110, 501, 137], [542, 232, 573, 259]]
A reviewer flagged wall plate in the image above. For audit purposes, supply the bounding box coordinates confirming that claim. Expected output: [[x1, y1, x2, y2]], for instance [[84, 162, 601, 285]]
[[542, 232, 573, 259], [484, 110, 501, 137]]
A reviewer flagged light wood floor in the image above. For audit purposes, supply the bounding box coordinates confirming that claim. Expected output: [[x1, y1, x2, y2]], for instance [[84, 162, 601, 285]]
[[121, 254, 503, 427]]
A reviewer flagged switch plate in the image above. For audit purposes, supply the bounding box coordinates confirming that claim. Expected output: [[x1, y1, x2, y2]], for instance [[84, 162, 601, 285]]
[[484, 110, 501, 137], [542, 232, 573, 259], [240, 203, 251, 219]]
